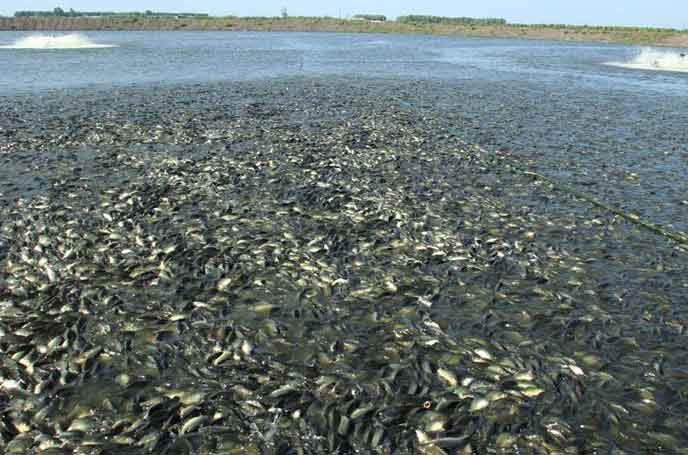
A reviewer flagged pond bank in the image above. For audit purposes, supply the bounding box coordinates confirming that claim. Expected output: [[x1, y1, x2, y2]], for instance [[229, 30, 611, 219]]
[[1, 16, 686, 47]]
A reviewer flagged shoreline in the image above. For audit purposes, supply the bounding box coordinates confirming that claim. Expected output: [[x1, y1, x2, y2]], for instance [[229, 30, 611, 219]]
[[0, 16, 687, 47]]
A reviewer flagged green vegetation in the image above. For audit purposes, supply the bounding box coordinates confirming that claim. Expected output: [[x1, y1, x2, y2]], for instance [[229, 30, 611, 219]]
[[397, 15, 507, 25], [512, 22, 680, 32], [14, 8, 208, 18]]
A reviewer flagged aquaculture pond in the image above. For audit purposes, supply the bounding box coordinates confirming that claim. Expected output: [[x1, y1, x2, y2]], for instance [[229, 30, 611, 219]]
[[0, 32, 687, 454]]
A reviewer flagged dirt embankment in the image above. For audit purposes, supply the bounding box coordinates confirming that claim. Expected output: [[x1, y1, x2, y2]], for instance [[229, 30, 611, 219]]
[[0, 16, 686, 47]]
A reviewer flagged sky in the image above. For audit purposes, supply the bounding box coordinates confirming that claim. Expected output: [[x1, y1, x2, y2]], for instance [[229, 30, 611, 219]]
[[0, 1, 686, 29]]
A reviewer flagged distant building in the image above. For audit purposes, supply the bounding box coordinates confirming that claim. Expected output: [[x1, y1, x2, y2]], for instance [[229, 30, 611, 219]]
[[352, 14, 386, 23]]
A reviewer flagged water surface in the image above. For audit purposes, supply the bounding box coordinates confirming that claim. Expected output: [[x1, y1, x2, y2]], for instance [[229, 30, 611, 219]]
[[1, 31, 686, 231], [0, 31, 687, 93], [1, 30, 688, 454]]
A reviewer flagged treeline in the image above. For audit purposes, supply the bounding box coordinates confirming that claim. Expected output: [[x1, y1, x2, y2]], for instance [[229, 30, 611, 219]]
[[397, 15, 507, 25], [511, 23, 680, 32], [14, 9, 208, 18]]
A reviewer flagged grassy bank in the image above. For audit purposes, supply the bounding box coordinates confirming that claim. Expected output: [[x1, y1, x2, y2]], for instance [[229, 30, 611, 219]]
[[0, 16, 686, 46]]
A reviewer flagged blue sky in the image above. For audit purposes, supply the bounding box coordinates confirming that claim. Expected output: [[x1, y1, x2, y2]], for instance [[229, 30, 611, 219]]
[[1, 1, 686, 29]]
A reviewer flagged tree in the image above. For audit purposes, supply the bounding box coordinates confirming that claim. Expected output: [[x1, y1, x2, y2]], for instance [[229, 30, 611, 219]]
[[281, 7, 288, 19], [145, 10, 153, 16], [54, 6, 65, 16]]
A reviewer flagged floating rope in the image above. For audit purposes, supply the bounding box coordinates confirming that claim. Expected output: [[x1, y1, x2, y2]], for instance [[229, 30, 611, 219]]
[[393, 95, 688, 247], [469, 140, 688, 248]]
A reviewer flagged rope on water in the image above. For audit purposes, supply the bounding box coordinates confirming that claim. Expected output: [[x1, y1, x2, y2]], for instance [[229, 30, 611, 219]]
[[469, 140, 688, 248], [392, 95, 688, 247]]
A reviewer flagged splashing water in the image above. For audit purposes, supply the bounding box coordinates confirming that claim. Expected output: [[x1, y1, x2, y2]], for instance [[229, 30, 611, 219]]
[[608, 48, 688, 73], [0, 34, 116, 49]]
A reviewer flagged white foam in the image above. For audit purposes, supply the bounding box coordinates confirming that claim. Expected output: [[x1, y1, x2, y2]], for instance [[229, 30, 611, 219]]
[[0, 34, 116, 49], [607, 48, 688, 73]]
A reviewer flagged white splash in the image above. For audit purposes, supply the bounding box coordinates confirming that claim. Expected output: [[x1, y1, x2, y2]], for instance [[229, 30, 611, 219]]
[[608, 48, 688, 73], [0, 34, 116, 49]]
